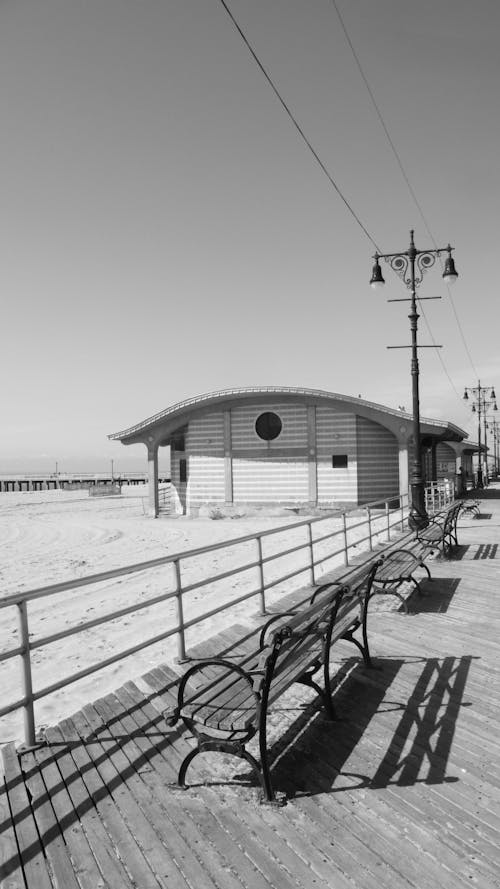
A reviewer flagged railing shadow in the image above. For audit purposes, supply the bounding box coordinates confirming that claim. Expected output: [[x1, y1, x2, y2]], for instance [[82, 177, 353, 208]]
[[0, 652, 476, 880], [260, 653, 474, 799], [449, 543, 499, 561]]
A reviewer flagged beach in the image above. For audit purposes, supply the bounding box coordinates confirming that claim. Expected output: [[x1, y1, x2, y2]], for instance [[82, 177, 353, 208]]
[[0, 487, 388, 745]]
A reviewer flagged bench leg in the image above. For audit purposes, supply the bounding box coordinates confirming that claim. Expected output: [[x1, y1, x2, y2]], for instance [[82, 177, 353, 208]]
[[256, 689, 288, 806], [342, 627, 373, 666], [421, 563, 432, 580], [176, 737, 268, 799]]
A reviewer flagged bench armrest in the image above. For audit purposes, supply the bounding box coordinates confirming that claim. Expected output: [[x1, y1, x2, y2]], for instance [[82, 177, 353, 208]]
[[258, 611, 298, 649], [164, 657, 261, 726]]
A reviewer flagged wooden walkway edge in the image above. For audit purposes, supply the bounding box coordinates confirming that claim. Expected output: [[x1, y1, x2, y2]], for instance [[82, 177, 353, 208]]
[[2, 490, 500, 888]]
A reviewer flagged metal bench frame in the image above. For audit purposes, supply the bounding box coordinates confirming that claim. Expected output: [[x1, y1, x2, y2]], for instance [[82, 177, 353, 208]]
[[164, 558, 383, 805], [416, 500, 462, 556], [373, 542, 432, 612]]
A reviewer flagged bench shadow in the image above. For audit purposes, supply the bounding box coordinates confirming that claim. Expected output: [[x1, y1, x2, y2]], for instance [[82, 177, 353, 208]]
[[447, 544, 470, 561], [406, 577, 460, 614], [257, 653, 474, 800]]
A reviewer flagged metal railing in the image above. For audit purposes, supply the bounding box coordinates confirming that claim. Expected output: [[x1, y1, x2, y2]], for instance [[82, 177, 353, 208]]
[[425, 478, 456, 513], [0, 483, 453, 747]]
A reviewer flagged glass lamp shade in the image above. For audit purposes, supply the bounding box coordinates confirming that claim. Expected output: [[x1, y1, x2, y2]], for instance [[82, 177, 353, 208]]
[[442, 255, 458, 285], [370, 261, 385, 289]]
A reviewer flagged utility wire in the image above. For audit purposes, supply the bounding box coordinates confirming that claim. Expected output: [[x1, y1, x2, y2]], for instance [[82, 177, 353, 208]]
[[219, 0, 476, 423], [330, 0, 479, 389], [217, 0, 381, 251]]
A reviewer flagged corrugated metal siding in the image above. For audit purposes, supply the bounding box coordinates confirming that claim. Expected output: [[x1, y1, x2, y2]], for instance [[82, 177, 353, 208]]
[[356, 415, 399, 503], [436, 442, 456, 479], [186, 413, 225, 505], [316, 408, 357, 504], [232, 456, 309, 502], [230, 402, 308, 450]]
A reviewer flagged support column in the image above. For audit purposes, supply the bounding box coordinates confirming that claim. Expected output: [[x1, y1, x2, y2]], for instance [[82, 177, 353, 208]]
[[223, 410, 233, 504], [430, 442, 438, 482], [146, 438, 159, 517], [398, 437, 410, 504], [307, 405, 317, 506]]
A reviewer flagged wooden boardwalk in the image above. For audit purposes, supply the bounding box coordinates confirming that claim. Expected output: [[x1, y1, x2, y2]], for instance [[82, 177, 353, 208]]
[[2, 490, 500, 888]]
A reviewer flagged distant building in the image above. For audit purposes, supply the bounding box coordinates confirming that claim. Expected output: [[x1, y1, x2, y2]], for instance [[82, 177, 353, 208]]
[[108, 386, 471, 516]]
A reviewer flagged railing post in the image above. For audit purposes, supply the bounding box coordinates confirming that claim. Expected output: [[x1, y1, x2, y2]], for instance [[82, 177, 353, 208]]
[[366, 506, 373, 551], [307, 522, 315, 585], [17, 601, 36, 748], [173, 559, 188, 663], [342, 512, 349, 566], [385, 500, 391, 541], [256, 536, 266, 616]]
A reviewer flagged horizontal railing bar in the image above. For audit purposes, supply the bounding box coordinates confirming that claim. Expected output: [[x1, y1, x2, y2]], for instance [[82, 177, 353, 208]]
[[0, 558, 173, 610], [0, 644, 24, 664], [260, 540, 310, 565], [258, 564, 311, 592], [0, 695, 29, 720], [32, 582, 273, 702], [0, 499, 405, 609], [28, 587, 180, 651], [313, 546, 353, 569], [31, 624, 182, 702], [180, 586, 262, 631], [176, 559, 260, 596], [311, 528, 344, 546]]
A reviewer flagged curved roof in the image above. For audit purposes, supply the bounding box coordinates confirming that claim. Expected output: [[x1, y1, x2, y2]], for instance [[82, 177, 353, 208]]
[[109, 386, 468, 445]]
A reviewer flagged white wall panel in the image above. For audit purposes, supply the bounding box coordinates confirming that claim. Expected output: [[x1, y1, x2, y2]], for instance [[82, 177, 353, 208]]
[[316, 408, 357, 503]]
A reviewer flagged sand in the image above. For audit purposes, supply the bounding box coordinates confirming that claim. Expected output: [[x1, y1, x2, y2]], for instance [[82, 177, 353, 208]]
[[0, 487, 390, 744]]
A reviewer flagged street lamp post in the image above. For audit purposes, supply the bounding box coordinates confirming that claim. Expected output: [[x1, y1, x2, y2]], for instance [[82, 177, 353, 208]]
[[491, 420, 500, 478], [370, 229, 458, 531], [463, 383, 497, 488]]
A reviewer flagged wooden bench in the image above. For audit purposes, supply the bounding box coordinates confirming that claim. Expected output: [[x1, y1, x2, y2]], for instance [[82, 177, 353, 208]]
[[372, 540, 432, 612], [370, 500, 465, 610], [164, 557, 383, 805], [415, 499, 462, 557], [459, 498, 481, 518]]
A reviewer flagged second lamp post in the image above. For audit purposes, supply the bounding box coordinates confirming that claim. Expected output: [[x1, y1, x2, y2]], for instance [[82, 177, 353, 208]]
[[370, 229, 458, 530]]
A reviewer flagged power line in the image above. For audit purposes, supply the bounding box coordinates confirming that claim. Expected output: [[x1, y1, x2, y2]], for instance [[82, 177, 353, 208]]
[[219, 0, 480, 414], [217, 0, 380, 251], [330, 0, 479, 386]]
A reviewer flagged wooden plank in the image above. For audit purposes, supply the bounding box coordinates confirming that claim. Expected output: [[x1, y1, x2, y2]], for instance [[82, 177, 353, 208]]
[[43, 723, 145, 889], [92, 687, 251, 889], [57, 712, 169, 889], [1, 744, 53, 889], [32, 742, 109, 889], [0, 764, 25, 889], [76, 697, 225, 889], [41, 724, 134, 889], [21, 751, 81, 889]]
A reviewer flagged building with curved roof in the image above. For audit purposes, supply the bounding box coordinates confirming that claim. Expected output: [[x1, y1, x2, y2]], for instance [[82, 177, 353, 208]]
[[109, 386, 470, 516]]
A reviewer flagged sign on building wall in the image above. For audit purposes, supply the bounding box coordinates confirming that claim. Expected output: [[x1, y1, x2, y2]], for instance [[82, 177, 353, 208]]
[[437, 461, 456, 477]]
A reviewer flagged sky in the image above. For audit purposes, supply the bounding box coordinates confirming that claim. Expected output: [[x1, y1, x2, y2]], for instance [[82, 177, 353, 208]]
[[1, 0, 499, 472]]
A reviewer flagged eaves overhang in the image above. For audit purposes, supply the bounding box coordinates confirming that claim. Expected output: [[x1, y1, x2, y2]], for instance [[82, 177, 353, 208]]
[[108, 386, 469, 446]]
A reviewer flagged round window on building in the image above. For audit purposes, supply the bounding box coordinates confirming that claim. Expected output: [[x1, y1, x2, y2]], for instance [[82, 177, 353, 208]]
[[255, 411, 282, 441]]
